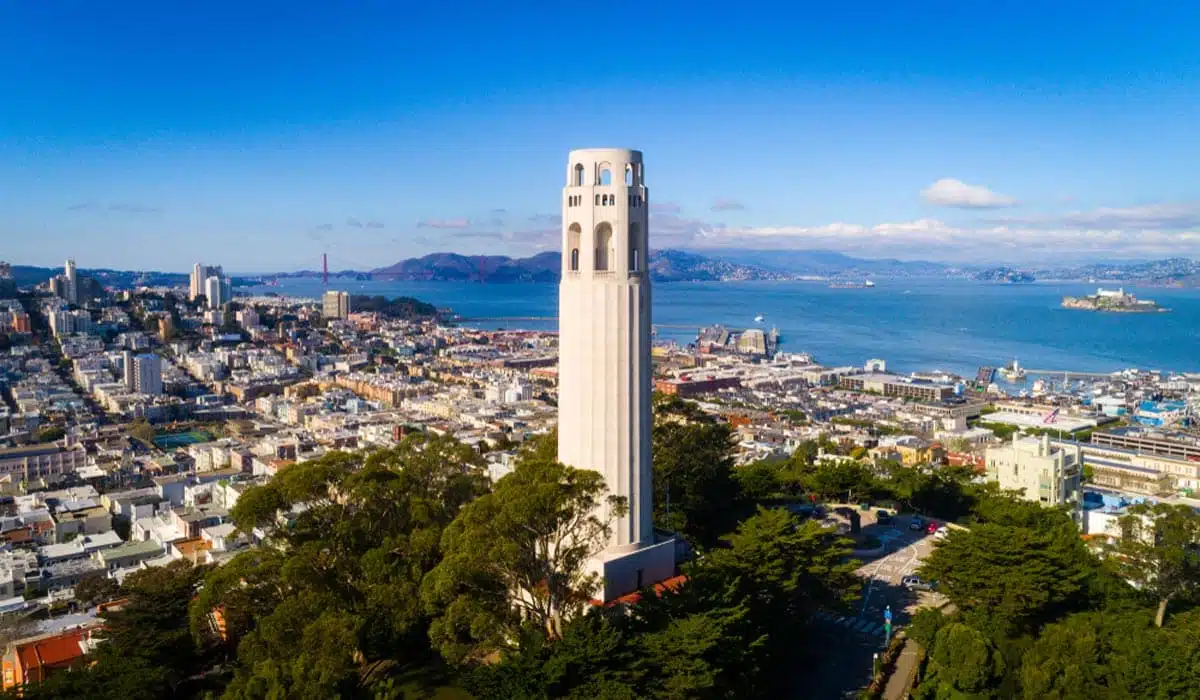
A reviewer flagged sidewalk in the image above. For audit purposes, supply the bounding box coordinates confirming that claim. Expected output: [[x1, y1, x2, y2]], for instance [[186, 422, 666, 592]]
[[883, 639, 920, 700]]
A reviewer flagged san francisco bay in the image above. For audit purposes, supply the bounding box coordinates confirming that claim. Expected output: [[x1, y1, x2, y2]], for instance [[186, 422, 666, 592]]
[[248, 278, 1200, 378]]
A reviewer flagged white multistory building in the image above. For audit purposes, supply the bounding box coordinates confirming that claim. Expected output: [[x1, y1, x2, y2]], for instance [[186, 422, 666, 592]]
[[190, 263, 223, 301], [132, 353, 163, 396], [986, 434, 1082, 514], [204, 275, 232, 309], [122, 349, 135, 390], [557, 148, 674, 602], [64, 258, 78, 304]]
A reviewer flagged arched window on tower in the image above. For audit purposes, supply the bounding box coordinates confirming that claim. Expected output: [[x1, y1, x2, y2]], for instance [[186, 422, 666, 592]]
[[594, 222, 613, 271], [595, 194, 601, 206], [567, 223, 582, 272], [573, 163, 585, 186], [625, 164, 634, 186], [629, 222, 641, 272], [599, 166, 613, 186]]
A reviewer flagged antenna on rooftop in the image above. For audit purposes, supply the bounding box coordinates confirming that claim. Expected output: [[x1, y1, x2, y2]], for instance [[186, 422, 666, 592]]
[[323, 253, 329, 288]]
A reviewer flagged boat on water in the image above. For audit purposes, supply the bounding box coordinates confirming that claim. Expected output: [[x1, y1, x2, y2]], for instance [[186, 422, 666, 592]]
[[1000, 358, 1026, 382], [754, 314, 765, 323], [865, 280, 876, 288], [829, 280, 876, 289]]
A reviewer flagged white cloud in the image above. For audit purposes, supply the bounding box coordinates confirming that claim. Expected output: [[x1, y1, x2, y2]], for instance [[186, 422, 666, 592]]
[[992, 202, 1200, 230], [675, 217, 1200, 262], [921, 178, 1017, 208]]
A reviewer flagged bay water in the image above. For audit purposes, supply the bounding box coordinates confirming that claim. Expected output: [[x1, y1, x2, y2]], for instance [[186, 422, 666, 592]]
[[248, 278, 1200, 377]]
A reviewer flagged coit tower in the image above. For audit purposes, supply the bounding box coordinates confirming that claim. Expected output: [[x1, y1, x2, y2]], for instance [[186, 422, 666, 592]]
[[558, 149, 673, 600]]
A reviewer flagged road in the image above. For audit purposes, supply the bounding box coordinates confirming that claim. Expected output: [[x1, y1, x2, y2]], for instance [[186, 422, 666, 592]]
[[802, 512, 946, 699]]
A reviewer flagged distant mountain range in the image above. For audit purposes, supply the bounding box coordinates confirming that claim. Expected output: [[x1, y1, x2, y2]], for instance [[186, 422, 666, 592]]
[[8, 252, 1200, 289], [369, 249, 794, 283], [688, 249, 956, 278]]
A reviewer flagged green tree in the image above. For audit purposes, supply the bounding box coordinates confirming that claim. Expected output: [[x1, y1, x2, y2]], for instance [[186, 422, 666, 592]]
[[127, 419, 155, 444], [919, 518, 1093, 636], [652, 420, 740, 547], [1019, 612, 1159, 700], [907, 607, 950, 650], [1114, 502, 1200, 627], [680, 507, 859, 694], [790, 439, 821, 467], [35, 425, 65, 443], [423, 439, 625, 664], [732, 461, 781, 502], [923, 623, 1006, 699], [73, 574, 120, 607], [806, 460, 876, 502], [206, 435, 489, 697]]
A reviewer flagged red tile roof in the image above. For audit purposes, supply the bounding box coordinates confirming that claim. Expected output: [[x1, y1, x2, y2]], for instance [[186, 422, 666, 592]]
[[593, 574, 688, 607], [16, 629, 87, 673]]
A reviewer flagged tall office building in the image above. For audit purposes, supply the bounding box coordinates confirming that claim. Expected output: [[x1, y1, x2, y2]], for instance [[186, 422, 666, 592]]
[[190, 263, 224, 301], [204, 276, 232, 309], [132, 354, 162, 396], [63, 259, 78, 304], [556, 148, 674, 602], [322, 290, 351, 320]]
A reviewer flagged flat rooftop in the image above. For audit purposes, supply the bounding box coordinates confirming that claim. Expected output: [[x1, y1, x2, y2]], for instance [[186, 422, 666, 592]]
[[985, 411, 1098, 433]]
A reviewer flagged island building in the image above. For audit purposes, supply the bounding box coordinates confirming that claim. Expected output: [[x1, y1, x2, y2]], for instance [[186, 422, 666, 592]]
[[557, 148, 675, 602]]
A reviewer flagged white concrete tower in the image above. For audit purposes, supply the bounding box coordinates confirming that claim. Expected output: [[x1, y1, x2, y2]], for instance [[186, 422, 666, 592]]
[[558, 149, 672, 600]]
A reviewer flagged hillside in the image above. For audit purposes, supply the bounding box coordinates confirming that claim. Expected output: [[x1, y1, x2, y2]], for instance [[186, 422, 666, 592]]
[[370, 250, 788, 283]]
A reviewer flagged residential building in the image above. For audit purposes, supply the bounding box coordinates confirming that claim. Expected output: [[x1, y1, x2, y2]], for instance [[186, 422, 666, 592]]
[[322, 290, 350, 320], [190, 263, 223, 301], [986, 434, 1082, 511], [237, 307, 259, 328], [0, 444, 86, 483], [204, 276, 231, 309], [1, 627, 96, 690], [63, 258, 77, 305], [132, 353, 162, 395], [95, 540, 164, 572], [122, 349, 134, 390]]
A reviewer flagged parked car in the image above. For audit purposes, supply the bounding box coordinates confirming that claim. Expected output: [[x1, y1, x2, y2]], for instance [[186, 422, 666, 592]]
[[876, 510, 892, 524], [902, 575, 935, 592], [933, 526, 950, 540], [909, 517, 924, 531], [926, 521, 940, 534]]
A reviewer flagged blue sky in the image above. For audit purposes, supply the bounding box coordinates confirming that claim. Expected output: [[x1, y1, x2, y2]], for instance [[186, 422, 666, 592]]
[[2, 2, 1199, 271]]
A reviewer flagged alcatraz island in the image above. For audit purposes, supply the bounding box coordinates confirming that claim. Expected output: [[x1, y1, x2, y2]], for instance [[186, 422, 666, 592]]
[[1061, 287, 1166, 313]]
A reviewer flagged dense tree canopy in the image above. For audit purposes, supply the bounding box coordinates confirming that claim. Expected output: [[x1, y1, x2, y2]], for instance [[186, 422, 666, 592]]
[[652, 419, 741, 547], [1114, 502, 1200, 627], [918, 519, 1093, 636], [201, 434, 490, 697], [464, 506, 859, 699], [423, 437, 625, 663]]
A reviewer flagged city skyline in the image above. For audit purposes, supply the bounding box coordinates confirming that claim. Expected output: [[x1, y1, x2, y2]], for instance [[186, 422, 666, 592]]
[[3, 3, 1200, 270]]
